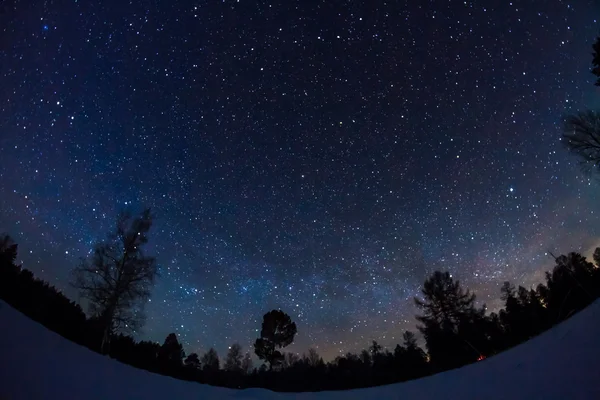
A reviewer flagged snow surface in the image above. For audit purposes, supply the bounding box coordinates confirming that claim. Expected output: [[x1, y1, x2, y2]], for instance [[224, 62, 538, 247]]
[[1, 300, 600, 400]]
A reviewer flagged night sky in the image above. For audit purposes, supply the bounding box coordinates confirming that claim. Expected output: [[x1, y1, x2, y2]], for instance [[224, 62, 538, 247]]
[[1, 0, 599, 361]]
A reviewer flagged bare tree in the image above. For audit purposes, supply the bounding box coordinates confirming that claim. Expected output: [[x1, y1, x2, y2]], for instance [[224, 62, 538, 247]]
[[71, 208, 157, 353], [201, 348, 220, 372], [303, 347, 323, 368], [241, 352, 253, 375], [563, 110, 600, 173], [281, 352, 300, 369], [224, 343, 243, 372]]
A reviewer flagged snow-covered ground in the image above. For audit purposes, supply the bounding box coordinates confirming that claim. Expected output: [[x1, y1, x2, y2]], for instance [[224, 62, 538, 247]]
[[1, 300, 599, 400]]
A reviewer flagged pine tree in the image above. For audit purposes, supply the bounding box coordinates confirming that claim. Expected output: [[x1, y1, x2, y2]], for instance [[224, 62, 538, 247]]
[[158, 333, 184, 373], [254, 309, 297, 370], [414, 271, 484, 370], [184, 353, 200, 369]]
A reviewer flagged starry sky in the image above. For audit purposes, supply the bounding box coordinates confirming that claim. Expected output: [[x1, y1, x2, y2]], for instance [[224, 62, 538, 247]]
[[1, 0, 600, 361]]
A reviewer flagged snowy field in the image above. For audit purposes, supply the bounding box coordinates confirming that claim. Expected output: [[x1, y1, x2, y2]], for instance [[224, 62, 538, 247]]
[[1, 300, 599, 399]]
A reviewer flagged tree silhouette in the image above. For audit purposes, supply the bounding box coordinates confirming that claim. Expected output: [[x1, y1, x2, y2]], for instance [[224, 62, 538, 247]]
[[304, 348, 323, 368], [594, 247, 600, 267], [281, 352, 300, 369], [184, 353, 200, 369], [158, 333, 185, 374], [70, 209, 157, 353], [563, 111, 600, 173], [224, 343, 243, 372], [369, 340, 382, 357], [402, 331, 426, 364], [592, 36, 600, 86], [201, 348, 220, 372], [359, 349, 371, 366], [542, 252, 599, 322], [241, 352, 253, 375], [0, 234, 18, 267], [415, 271, 485, 370], [254, 309, 297, 370]]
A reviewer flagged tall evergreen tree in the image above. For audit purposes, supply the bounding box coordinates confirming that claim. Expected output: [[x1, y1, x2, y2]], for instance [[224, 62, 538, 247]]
[[414, 271, 484, 370], [400, 331, 427, 378], [543, 252, 599, 322], [158, 333, 185, 373]]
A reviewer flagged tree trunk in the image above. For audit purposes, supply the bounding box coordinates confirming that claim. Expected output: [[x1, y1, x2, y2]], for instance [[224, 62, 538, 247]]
[[99, 303, 116, 354]]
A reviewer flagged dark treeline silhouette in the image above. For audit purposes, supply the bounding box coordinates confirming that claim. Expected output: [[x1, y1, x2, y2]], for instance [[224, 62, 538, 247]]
[[2, 229, 600, 392]]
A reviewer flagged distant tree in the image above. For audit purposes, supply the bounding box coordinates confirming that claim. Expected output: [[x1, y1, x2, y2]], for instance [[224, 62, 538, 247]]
[[402, 331, 418, 349], [224, 343, 243, 372], [500, 281, 516, 301], [415, 271, 486, 370], [158, 333, 185, 373], [359, 349, 371, 366], [70, 209, 157, 353], [254, 309, 297, 370], [393, 343, 405, 359], [184, 352, 201, 369], [369, 340, 382, 357], [403, 331, 427, 365], [0, 234, 18, 267], [387, 332, 427, 381], [0, 234, 20, 297], [241, 352, 253, 375], [281, 352, 300, 369], [498, 281, 533, 346], [134, 340, 161, 370], [304, 348, 323, 368], [592, 36, 600, 86], [542, 251, 600, 322], [201, 348, 220, 372]]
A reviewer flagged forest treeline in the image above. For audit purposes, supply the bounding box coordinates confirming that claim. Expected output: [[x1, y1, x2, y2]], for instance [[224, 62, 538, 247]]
[[1, 231, 600, 392]]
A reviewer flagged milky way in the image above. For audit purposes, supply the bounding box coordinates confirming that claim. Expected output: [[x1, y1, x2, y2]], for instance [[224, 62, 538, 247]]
[[1, 1, 599, 360]]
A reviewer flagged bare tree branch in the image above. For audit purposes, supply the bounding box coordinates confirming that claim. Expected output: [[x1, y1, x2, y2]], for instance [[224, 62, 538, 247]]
[[563, 110, 600, 173], [70, 208, 157, 353]]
